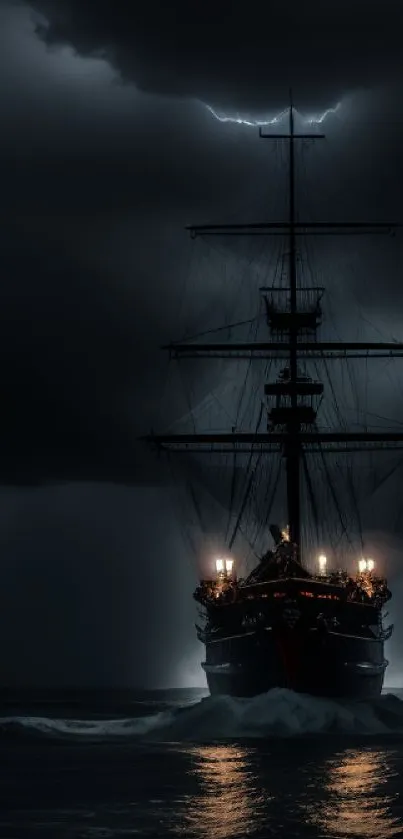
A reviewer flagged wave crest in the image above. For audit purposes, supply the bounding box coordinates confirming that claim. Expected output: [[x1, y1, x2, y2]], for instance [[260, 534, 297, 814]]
[[2, 689, 403, 741]]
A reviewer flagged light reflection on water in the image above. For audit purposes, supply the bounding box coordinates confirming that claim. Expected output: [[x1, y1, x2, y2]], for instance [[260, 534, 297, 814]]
[[173, 743, 402, 839], [305, 748, 401, 839], [176, 744, 265, 838]]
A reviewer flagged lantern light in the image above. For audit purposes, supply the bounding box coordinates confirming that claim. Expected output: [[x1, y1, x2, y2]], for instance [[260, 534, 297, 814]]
[[318, 554, 327, 574]]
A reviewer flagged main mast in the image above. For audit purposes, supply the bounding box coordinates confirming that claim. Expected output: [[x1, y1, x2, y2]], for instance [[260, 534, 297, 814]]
[[144, 97, 403, 563], [257, 92, 325, 559], [286, 95, 300, 550]]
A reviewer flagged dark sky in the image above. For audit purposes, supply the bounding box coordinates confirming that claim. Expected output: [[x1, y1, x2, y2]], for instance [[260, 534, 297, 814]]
[[1, 0, 403, 687]]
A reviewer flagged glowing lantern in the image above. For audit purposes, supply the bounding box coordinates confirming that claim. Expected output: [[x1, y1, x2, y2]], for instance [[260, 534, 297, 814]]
[[318, 554, 327, 574]]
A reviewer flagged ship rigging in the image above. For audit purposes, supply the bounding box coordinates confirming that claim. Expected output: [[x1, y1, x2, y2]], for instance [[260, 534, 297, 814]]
[[145, 92, 403, 564]]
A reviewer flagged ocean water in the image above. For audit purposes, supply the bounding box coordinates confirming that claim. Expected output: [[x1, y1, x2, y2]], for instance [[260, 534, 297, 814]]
[[1, 687, 403, 838]]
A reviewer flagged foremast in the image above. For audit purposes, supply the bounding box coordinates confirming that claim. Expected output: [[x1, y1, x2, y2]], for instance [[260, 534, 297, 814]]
[[144, 94, 403, 563]]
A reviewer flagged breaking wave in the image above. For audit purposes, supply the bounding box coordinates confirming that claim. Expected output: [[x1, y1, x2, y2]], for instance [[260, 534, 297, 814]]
[[2, 689, 403, 742]]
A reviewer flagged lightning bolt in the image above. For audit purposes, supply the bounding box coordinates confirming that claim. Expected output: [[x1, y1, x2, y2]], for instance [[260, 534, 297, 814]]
[[204, 101, 341, 127]]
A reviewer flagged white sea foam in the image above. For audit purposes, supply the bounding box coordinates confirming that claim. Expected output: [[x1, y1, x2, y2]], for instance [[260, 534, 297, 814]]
[[1, 689, 403, 741]]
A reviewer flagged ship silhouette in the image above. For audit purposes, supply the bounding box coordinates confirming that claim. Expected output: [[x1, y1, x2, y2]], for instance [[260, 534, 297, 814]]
[[144, 93, 402, 698]]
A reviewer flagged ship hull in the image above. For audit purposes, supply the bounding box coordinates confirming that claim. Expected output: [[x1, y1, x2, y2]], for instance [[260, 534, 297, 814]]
[[202, 628, 386, 699]]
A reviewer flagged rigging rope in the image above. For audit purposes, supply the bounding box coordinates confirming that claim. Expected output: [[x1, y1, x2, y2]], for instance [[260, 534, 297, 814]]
[[249, 455, 283, 553], [302, 450, 320, 544], [318, 438, 354, 550], [226, 401, 265, 544], [228, 452, 262, 551], [172, 314, 265, 345], [345, 459, 364, 551]]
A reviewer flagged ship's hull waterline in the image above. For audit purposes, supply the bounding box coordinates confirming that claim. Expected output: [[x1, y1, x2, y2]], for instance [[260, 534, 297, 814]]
[[202, 627, 387, 699]]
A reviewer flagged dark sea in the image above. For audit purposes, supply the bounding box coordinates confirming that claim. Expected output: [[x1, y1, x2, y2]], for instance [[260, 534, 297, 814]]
[[1, 686, 403, 838]]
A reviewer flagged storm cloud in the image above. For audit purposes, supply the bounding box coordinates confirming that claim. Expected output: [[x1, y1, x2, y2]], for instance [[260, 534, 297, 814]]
[[27, 0, 403, 112]]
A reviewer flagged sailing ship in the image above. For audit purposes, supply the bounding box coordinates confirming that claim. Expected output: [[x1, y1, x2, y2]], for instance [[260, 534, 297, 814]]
[[145, 96, 403, 699]]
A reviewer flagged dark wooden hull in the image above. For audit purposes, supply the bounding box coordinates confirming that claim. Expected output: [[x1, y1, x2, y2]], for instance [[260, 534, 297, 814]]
[[202, 623, 387, 699], [198, 576, 390, 699]]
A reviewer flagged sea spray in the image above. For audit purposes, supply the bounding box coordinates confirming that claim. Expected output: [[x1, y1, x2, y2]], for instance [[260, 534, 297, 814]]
[[2, 688, 403, 741]]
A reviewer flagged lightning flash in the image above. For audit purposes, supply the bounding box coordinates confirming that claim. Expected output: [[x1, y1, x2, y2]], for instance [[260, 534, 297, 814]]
[[204, 102, 341, 127]]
